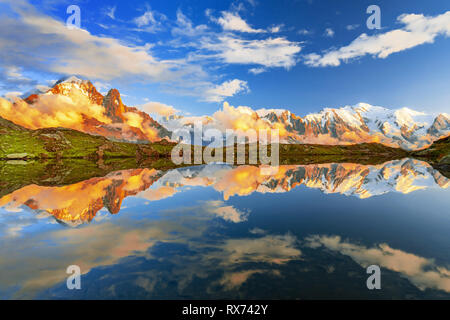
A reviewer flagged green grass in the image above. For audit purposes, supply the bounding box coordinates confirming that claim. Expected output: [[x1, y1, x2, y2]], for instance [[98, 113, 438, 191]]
[[0, 131, 48, 158], [0, 122, 176, 160], [171, 142, 408, 165], [411, 135, 450, 178], [0, 157, 183, 197], [412, 135, 450, 164]]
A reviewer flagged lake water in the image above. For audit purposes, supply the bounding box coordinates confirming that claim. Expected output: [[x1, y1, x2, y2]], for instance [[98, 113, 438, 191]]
[[0, 158, 449, 299]]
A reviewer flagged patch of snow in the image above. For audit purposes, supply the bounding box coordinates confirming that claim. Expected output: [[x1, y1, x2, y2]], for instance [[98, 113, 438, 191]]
[[256, 108, 288, 117]]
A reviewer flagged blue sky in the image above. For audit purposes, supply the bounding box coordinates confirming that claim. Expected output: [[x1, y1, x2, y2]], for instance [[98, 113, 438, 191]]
[[0, 0, 449, 116]]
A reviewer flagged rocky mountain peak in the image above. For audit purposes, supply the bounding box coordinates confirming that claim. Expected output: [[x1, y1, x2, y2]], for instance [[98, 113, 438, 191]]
[[102, 89, 127, 122], [17, 77, 170, 142], [47, 77, 104, 106]]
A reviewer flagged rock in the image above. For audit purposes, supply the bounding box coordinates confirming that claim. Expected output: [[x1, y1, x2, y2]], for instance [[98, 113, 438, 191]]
[[439, 155, 450, 165], [6, 153, 35, 159], [6, 160, 29, 165]]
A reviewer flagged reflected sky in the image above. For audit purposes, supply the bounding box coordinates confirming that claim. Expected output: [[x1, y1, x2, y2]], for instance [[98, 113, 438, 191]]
[[0, 158, 449, 299]]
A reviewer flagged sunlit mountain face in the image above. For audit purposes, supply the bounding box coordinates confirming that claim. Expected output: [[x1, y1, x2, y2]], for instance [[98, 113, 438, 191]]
[[0, 159, 449, 299], [0, 77, 170, 142]]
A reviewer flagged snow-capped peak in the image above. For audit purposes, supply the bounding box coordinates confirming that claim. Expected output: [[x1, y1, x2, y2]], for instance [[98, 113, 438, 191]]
[[55, 75, 87, 85], [256, 108, 289, 117], [256, 102, 448, 149], [393, 107, 431, 128]]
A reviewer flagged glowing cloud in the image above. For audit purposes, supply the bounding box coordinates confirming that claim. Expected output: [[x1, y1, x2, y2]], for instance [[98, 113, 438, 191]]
[[306, 235, 450, 293]]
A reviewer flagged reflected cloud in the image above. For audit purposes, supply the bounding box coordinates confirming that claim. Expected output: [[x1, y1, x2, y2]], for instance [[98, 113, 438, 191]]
[[305, 235, 450, 293], [218, 234, 301, 265], [0, 198, 298, 298]]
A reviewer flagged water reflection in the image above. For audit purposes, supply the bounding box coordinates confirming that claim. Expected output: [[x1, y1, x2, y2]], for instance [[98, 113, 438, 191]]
[[305, 235, 450, 293], [0, 158, 449, 299], [0, 159, 447, 225]]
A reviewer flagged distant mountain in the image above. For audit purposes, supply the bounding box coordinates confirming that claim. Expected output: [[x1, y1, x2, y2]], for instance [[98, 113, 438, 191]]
[[160, 103, 450, 150], [18, 76, 171, 142], [257, 104, 450, 150]]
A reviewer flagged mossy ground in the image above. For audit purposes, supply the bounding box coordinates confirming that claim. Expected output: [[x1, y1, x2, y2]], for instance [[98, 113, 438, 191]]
[[0, 126, 176, 160], [412, 135, 450, 178]]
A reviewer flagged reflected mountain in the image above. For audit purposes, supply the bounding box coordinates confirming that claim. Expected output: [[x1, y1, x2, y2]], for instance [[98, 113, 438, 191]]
[[0, 168, 163, 225], [1, 158, 449, 299], [0, 158, 447, 225]]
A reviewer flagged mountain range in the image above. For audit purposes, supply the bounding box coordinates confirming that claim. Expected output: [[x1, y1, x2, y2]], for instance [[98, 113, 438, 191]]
[[161, 103, 450, 150], [0, 76, 449, 150]]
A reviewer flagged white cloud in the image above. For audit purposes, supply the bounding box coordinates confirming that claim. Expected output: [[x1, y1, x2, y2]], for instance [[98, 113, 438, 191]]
[[269, 24, 283, 33], [97, 23, 109, 30], [172, 9, 208, 37], [34, 84, 51, 92], [0, 3, 172, 82], [105, 6, 116, 20], [215, 11, 265, 33], [93, 81, 111, 94], [346, 24, 360, 30], [306, 11, 450, 67], [324, 28, 334, 37], [0, 66, 37, 91], [134, 11, 157, 27], [5, 67, 24, 79], [4, 91, 22, 100], [204, 200, 248, 223], [221, 233, 301, 265], [201, 36, 301, 69], [3, 67, 34, 84], [0, 1, 302, 103], [140, 101, 179, 117], [249, 67, 266, 74], [245, 0, 258, 7], [204, 79, 249, 102], [209, 102, 286, 136], [298, 29, 312, 35], [133, 9, 167, 33]]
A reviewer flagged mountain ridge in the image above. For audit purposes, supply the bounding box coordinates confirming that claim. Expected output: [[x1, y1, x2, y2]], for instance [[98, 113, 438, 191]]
[[161, 102, 449, 150], [257, 103, 450, 150], [5, 76, 171, 143]]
